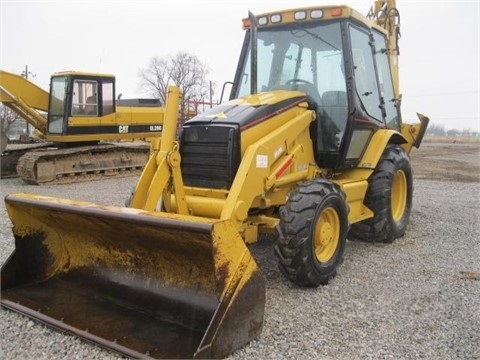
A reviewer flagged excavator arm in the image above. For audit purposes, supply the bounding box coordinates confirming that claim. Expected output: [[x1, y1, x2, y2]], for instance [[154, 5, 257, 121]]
[[367, 0, 401, 101], [367, 0, 429, 151], [0, 70, 49, 135]]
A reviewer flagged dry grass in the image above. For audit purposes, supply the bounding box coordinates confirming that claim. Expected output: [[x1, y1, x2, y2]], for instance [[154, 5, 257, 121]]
[[423, 136, 480, 144]]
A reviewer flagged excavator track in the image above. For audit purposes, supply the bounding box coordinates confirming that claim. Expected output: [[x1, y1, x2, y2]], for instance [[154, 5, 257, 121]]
[[1, 142, 52, 178], [16, 142, 150, 185]]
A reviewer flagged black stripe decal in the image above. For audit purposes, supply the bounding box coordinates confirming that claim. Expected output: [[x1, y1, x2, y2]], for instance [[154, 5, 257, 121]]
[[65, 124, 162, 135]]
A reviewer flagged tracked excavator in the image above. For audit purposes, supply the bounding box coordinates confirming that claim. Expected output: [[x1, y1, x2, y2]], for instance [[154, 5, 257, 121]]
[[0, 70, 163, 183], [1, 1, 429, 358]]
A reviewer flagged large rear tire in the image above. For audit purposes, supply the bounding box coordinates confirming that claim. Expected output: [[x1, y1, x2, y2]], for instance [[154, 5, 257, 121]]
[[349, 144, 413, 243], [275, 179, 348, 287]]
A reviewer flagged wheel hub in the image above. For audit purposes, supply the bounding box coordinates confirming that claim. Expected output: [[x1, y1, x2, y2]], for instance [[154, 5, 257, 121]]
[[314, 207, 340, 263], [391, 169, 407, 222]]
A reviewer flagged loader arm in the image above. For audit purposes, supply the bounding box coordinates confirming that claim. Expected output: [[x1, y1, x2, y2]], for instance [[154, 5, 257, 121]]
[[0, 70, 49, 135], [129, 85, 188, 213]]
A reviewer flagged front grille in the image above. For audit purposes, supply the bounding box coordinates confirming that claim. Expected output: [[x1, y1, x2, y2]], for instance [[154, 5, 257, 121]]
[[180, 125, 240, 189]]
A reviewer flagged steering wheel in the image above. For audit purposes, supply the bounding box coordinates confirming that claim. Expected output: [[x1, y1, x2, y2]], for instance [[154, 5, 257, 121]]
[[286, 78, 314, 86], [285, 78, 322, 105]]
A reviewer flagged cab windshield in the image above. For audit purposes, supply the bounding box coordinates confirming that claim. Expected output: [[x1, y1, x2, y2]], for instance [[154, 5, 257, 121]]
[[48, 76, 68, 134], [236, 21, 348, 152], [236, 21, 347, 107]]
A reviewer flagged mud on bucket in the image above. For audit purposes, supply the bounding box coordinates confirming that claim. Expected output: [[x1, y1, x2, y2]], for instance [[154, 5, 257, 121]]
[[1, 193, 266, 359]]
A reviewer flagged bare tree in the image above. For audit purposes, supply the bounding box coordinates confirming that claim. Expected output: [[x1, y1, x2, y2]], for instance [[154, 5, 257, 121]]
[[139, 56, 170, 103], [0, 104, 21, 152], [139, 51, 213, 122]]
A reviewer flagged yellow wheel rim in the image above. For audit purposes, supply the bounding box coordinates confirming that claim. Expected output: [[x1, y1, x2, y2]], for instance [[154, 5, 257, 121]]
[[391, 169, 407, 222], [314, 207, 340, 263]]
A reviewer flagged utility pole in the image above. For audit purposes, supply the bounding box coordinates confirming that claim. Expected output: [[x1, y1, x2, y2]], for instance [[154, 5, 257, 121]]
[[21, 65, 36, 137]]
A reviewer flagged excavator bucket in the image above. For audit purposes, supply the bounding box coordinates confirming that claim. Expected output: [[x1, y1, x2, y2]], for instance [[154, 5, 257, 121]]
[[1, 193, 265, 359]]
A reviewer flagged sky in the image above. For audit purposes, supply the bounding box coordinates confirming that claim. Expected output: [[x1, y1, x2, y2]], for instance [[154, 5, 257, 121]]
[[1, 0, 479, 131]]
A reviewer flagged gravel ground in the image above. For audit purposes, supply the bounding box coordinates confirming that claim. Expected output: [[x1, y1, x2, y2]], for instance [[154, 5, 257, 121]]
[[1, 147, 479, 359]]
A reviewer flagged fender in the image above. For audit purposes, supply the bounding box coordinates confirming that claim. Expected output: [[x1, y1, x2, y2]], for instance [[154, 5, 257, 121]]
[[358, 129, 406, 170]]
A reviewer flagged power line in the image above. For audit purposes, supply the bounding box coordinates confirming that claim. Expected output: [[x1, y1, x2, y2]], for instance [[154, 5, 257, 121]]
[[406, 90, 480, 97], [432, 117, 479, 120]]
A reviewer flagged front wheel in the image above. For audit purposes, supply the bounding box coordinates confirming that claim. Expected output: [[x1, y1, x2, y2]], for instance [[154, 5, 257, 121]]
[[275, 179, 349, 287], [349, 144, 413, 243]]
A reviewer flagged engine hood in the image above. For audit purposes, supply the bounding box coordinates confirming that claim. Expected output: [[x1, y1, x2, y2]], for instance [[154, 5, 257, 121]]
[[184, 90, 307, 131]]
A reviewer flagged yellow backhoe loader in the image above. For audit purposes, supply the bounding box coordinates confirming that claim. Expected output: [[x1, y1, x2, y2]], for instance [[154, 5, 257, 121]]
[[1, 1, 428, 358], [0, 70, 164, 183]]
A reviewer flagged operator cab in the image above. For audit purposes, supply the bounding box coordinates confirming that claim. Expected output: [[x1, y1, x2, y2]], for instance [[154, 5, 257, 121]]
[[231, 6, 401, 168], [47, 72, 115, 136]]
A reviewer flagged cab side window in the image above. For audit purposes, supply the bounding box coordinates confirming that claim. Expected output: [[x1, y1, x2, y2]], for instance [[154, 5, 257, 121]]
[[349, 26, 382, 122], [102, 80, 114, 115], [372, 30, 400, 130], [72, 80, 98, 116]]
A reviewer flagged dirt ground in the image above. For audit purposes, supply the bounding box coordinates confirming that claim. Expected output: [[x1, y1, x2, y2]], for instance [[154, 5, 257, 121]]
[[410, 137, 480, 183], [2, 137, 478, 182]]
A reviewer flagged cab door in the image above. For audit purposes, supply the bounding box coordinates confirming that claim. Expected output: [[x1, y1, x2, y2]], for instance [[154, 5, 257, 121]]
[[342, 25, 386, 166]]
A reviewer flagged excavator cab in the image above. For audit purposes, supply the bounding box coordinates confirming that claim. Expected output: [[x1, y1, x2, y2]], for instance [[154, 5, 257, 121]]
[[45, 72, 164, 143], [47, 73, 108, 134], [0, 70, 164, 145], [230, 6, 403, 169]]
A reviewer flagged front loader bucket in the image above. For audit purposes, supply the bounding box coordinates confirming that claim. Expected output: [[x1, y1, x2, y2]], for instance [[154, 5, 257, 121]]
[[1, 193, 265, 359]]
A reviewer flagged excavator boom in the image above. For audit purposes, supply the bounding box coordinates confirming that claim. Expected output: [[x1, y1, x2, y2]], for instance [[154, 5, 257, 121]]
[[0, 70, 49, 134]]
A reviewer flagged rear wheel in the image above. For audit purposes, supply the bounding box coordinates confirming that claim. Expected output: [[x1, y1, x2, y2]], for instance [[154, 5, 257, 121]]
[[275, 179, 348, 287], [349, 144, 413, 243]]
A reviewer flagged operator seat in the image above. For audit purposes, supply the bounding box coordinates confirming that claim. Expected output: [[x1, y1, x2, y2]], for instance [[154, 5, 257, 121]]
[[317, 91, 348, 152], [295, 83, 323, 107], [272, 82, 323, 107], [321, 91, 348, 130], [85, 96, 98, 115]]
